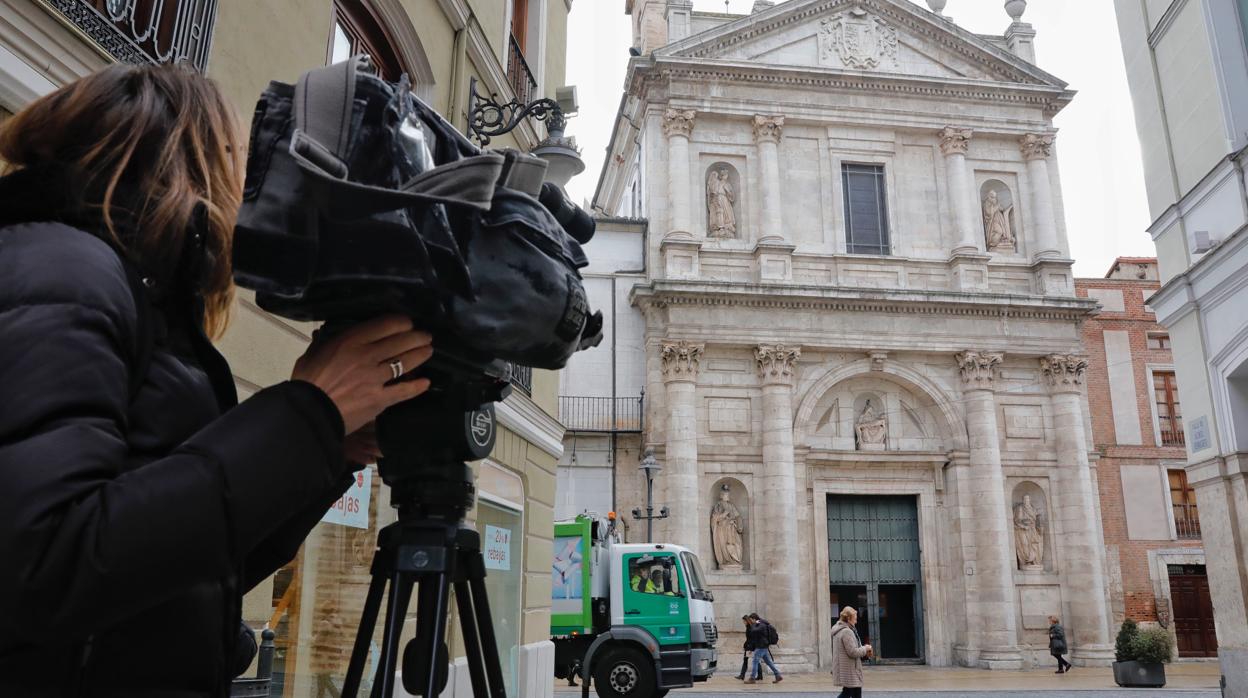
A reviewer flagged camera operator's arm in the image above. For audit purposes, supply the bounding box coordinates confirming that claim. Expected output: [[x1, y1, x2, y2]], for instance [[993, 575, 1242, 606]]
[[0, 237, 424, 645]]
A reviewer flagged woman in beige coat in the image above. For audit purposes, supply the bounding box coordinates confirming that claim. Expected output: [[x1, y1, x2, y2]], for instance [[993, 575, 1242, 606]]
[[830, 606, 873, 698]]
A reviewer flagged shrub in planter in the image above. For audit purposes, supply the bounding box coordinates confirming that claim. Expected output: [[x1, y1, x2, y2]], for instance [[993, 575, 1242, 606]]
[[1113, 623, 1172, 688]]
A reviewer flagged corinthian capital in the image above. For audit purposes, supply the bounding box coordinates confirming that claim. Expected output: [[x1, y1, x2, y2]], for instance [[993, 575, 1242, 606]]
[[662, 108, 697, 139], [752, 115, 785, 143], [660, 340, 704, 381], [755, 344, 801, 385], [1020, 133, 1054, 161], [1040, 354, 1087, 392], [956, 351, 1003, 389], [937, 126, 973, 156]]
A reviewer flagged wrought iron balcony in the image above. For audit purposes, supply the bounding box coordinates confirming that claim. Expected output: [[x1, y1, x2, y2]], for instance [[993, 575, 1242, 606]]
[[1161, 428, 1185, 446], [510, 364, 532, 396], [1175, 516, 1202, 540], [559, 396, 643, 433], [44, 0, 217, 72], [506, 33, 536, 106]]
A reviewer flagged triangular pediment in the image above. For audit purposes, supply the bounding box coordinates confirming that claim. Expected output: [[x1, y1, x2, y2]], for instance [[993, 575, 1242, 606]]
[[656, 0, 1065, 88]]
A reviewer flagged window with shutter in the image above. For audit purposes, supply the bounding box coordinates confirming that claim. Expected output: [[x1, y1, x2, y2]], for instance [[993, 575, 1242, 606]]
[[842, 164, 890, 256]]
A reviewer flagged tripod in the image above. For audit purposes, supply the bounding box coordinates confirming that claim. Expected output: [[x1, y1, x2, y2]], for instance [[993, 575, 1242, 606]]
[[340, 398, 509, 698]]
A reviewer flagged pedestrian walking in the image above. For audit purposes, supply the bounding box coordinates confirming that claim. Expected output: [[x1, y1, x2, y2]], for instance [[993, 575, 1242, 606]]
[[743, 612, 783, 684], [736, 615, 755, 680], [0, 65, 434, 696], [1049, 615, 1072, 674], [830, 606, 873, 698]]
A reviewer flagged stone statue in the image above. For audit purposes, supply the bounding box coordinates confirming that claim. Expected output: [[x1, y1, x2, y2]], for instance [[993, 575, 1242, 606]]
[[707, 169, 737, 238], [1014, 494, 1044, 570], [983, 189, 1016, 251], [710, 485, 744, 570], [854, 399, 887, 450]]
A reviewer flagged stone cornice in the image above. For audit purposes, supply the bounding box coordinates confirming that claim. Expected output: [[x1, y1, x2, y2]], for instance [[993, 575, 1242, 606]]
[[630, 280, 1099, 322], [635, 57, 1073, 118], [655, 0, 1066, 91]]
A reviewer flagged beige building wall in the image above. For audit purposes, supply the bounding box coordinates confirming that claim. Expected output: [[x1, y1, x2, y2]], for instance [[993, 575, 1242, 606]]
[[0, 1, 575, 696]]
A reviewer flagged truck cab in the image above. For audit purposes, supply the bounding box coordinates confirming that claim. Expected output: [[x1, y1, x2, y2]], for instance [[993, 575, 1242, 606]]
[[552, 516, 717, 698]]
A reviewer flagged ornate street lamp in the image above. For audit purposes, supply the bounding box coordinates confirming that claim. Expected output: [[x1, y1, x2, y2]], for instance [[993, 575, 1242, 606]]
[[631, 448, 669, 543], [466, 78, 584, 187]]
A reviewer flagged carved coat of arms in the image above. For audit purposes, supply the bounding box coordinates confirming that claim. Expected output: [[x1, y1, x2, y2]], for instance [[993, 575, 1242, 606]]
[[819, 7, 899, 70]]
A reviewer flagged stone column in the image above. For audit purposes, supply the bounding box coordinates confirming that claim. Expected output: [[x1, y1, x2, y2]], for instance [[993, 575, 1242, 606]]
[[663, 108, 696, 235], [753, 115, 785, 240], [939, 126, 978, 254], [955, 351, 1023, 668], [660, 339, 703, 554], [1040, 354, 1114, 664], [755, 344, 806, 668], [1020, 133, 1060, 259]]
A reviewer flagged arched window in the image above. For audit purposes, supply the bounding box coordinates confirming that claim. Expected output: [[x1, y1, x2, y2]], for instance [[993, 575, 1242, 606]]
[[328, 0, 404, 81]]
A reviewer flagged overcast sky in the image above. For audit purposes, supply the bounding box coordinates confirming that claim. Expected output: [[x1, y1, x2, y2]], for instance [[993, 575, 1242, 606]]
[[563, 0, 1155, 279]]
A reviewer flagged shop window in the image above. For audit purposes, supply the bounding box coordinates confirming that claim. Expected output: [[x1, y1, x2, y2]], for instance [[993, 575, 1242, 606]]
[[329, 0, 404, 80], [1154, 370, 1184, 446], [1168, 469, 1201, 539], [843, 163, 890, 256], [1148, 333, 1171, 350], [476, 498, 524, 695]]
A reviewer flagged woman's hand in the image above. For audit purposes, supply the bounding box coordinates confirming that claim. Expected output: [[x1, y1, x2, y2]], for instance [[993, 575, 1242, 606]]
[[292, 315, 433, 434]]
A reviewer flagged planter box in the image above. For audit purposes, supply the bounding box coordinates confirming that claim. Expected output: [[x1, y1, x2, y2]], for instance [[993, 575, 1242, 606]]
[[1112, 660, 1166, 688]]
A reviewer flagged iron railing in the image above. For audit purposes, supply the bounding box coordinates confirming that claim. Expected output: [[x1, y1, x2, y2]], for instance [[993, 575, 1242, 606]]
[[1161, 428, 1186, 446], [45, 0, 217, 72], [1175, 516, 1202, 540], [506, 34, 536, 105], [559, 396, 643, 433], [510, 364, 532, 396]]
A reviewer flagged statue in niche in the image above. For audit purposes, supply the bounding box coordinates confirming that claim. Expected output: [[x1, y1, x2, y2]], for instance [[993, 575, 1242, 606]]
[[1014, 494, 1045, 571], [706, 169, 737, 238], [854, 399, 887, 451], [710, 484, 745, 570], [982, 188, 1016, 252]]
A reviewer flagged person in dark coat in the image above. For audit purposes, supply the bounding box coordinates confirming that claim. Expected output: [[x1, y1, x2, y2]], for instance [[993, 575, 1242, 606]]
[[736, 614, 755, 680], [1049, 615, 1072, 673], [743, 612, 782, 684], [0, 65, 433, 697]]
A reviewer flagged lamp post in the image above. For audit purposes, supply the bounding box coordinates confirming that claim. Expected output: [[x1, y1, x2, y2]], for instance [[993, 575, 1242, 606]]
[[465, 78, 584, 188], [631, 448, 669, 543]]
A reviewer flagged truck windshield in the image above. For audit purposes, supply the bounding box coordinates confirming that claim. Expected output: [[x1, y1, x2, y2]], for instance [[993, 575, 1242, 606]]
[[680, 552, 710, 600]]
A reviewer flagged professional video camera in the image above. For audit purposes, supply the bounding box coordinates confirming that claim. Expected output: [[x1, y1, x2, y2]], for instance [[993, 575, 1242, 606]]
[[231, 56, 601, 698]]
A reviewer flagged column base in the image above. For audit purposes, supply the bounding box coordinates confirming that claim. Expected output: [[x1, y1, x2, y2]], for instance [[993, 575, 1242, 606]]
[[954, 645, 1024, 670], [765, 646, 815, 675], [1071, 644, 1115, 667]]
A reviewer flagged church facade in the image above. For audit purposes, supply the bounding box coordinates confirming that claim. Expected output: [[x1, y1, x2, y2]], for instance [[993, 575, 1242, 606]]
[[571, 0, 1116, 671]]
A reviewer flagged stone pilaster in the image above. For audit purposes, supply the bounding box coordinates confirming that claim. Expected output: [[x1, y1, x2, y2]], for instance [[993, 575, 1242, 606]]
[[754, 344, 808, 669], [660, 339, 703, 554], [938, 126, 979, 254], [1020, 133, 1060, 259], [663, 108, 696, 235], [1040, 354, 1114, 665], [753, 115, 785, 240], [954, 351, 1023, 668]]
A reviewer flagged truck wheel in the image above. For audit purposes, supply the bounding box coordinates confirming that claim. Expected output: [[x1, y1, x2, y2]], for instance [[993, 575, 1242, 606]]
[[593, 647, 656, 698]]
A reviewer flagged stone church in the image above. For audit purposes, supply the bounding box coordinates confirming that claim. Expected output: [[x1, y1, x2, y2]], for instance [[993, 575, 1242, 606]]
[[561, 0, 1116, 671]]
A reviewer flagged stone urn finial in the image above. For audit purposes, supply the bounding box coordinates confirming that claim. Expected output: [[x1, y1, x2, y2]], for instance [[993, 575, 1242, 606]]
[[1005, 0, 1027, 22], [927, 0, 948, 16]]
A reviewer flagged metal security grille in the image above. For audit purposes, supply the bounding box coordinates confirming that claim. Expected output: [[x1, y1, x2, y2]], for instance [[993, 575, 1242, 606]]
[[827, 495, 921, 584]]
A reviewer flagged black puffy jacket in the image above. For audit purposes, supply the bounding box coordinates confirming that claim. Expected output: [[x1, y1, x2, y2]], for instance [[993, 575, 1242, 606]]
[[0, 168, 354, 696]]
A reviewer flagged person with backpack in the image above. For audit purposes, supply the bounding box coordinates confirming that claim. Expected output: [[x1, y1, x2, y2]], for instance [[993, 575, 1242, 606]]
[[0, 65, 433, 696], [744, 612, 783, 684], [831, 606, 873, 698]]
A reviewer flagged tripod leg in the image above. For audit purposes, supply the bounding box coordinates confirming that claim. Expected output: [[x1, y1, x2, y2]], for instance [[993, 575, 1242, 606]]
[[406, 570, 452, 697], [464, 550, 508, 698], [453, 579, 489, 695], [342, 566, 388, 698], [372, 569, 414, 698]]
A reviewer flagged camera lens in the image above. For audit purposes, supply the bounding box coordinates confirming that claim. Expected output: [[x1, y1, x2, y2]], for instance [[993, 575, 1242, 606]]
[[539, 182, 595, 244]]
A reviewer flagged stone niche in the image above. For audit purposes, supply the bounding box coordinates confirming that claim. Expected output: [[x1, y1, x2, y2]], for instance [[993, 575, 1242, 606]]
[[979, 178, 1020, 255], [708, 477, 751, 572], [1010, 481, 1053, 573], [806, 374, 942, 452], [705, 161, 743, 240]]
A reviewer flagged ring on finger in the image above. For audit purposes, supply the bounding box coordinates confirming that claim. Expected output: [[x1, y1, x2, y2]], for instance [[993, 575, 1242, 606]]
[[388, 359, 403, 381]]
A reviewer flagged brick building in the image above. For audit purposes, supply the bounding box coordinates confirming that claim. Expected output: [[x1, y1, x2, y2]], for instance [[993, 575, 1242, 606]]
[[1079, 258, 1216, 659]]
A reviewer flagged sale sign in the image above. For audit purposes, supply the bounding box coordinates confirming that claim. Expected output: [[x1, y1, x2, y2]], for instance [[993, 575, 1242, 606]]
[[321, 467, 372, 529], [484, 524, 511, 571]]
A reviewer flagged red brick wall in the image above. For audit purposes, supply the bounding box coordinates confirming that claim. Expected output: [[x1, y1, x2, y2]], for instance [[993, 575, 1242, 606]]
[[1076, 277, 1200, 624]]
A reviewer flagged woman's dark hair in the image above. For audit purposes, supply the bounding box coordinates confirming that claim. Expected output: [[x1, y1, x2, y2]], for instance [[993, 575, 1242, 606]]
[[0, 64, 244, 338]]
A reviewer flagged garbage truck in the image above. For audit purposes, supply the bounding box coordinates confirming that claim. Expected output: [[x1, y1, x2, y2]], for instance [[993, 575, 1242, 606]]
[[551, 514, 718, 698]]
